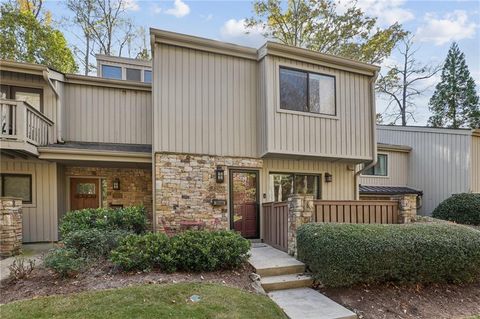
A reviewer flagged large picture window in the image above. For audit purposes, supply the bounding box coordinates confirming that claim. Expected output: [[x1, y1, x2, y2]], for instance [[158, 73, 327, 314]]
[[279, 67, 336, 116], [269, 173, 320, 202], [363, 154, 388, 176], [0, 174, 32, 204]]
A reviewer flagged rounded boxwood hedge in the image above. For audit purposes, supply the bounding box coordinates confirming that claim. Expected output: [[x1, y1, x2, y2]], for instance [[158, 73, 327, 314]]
[[432, 193, 480, 225], [297, 223, 480, 287]]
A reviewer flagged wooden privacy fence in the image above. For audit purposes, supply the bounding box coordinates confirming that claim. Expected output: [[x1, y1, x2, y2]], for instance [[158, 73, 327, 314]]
[[313, 200, 400, 224], [262, 202, 288, 252]]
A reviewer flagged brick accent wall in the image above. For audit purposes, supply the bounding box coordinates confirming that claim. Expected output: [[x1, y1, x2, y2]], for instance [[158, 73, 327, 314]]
[[155, 153, 262, 233], [65, 167, 153, 223], [0, 197, 23, 257]]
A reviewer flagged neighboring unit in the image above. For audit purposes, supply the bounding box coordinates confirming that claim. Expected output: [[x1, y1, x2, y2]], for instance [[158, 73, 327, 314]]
[[360, 126, 480, 215]]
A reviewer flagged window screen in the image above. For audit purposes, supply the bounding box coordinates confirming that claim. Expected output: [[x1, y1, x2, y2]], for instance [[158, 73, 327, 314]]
[[1, 174, 32, 203], [126, 68, 141, 82]]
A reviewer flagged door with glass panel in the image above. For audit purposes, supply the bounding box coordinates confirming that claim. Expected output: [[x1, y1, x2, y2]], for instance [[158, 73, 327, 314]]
[[70, 178, 100, 210], [229, 170, 259, 239]]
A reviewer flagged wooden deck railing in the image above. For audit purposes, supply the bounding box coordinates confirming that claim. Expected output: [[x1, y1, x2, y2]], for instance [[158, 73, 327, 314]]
[[313, 200, 400, 224], [1, 99, 53, 147], [262, 202, 288, 252]]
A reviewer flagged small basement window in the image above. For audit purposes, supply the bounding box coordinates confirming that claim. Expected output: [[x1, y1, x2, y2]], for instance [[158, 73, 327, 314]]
[[363, 154, 388, 176], [102, 65, 122, 80], [279, 67, 336, 116], [0, 174, 32, 204]]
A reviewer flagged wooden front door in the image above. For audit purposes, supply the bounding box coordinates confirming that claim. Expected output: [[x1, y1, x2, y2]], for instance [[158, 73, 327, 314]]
[[70, 178, 100, 210], [230, 170, 259, 239]]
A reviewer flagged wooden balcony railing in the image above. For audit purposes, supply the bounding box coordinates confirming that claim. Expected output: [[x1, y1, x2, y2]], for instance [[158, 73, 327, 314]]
[[1, 99, 54, 149]]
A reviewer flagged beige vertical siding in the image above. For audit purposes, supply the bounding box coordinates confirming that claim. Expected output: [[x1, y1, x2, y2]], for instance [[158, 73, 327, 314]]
[[260, 56, 374, 160], [359, 150, 409, 186], [471, 135, 480, 193], [1, 70, 57, 142], [261, 158, 355, 201], [1, 156, 58, 242], [153, 43, 259, 157], [63, 83, 152, 144], [377, 126, 472, 215]]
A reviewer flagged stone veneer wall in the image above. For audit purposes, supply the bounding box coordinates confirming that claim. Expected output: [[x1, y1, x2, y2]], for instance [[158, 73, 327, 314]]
[[155, 153, 263, 233], [0, 197, 23, 257], [65, 167, 153, 224]]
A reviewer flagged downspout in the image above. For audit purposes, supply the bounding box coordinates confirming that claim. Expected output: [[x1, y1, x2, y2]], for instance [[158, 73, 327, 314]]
[[43, 70, 65, 143], [354, 70, 379, 199]]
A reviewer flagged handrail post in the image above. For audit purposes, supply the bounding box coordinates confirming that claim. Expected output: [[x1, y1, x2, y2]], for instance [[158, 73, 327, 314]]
[[15, 101, 27, 145]]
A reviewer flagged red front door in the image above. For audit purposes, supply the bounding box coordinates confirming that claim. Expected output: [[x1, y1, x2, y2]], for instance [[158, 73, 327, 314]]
[[230, 170, 259, 239]]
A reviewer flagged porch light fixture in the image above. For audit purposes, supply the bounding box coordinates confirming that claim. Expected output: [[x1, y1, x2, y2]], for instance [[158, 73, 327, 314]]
[[215, 166, 225, 183], [112, 178, 121, 190], [325, 173, 333, 183]]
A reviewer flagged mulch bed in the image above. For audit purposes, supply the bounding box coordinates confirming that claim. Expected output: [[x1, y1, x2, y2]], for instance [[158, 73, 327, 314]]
[[319, 281, 480, 319], [0, 261, 255, 305]]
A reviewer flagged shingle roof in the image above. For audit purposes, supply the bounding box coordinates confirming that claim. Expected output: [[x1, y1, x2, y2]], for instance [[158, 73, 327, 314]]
[[359, 185, 423, 196]]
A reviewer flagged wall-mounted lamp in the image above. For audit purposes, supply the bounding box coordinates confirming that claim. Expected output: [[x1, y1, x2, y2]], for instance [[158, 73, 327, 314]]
[[113, 178, 121, 190], [215, 166, 225, 183], [325, 173, 333, 183]]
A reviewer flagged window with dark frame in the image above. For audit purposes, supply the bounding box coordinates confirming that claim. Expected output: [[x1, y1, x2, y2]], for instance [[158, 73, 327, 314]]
[[269, 173, 320, 202], [279, 67, 336, 116], [0, 174, 32, 204], [363, 154, 388, 176]]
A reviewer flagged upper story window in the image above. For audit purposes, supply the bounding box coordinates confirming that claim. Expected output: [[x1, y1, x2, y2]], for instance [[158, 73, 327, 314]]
[[0, 173, 32, 204], [102, 65, 122, 80], [269, 173, 320, 202], [144, 70, 152, 83], [126, 68, 141, 82], [0, 85, 43, 111], [279, 67, 336, 116], [363, 154, 388, 176]]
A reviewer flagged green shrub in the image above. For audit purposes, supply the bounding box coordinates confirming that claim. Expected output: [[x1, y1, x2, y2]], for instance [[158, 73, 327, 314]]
[[60, 206, 148, 237], [44, 248, 85, 278], [432, 193, 480, 225], [110, 233, 175, 272], [297, 223, 480, 287], [62, 229, 130, 258], [110, 230, 250, 273], [171, 230, 251, 271]]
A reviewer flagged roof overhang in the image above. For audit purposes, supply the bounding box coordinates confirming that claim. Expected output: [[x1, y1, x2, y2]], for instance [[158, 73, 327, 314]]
[[38, 147, 152, 163], [359, 185, 423, 196], [64, 74, 151, 91], [377, 143, 412, 153]]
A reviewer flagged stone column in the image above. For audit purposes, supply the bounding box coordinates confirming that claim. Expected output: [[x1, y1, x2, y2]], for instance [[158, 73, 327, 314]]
[[397, 194, 418, 223], [287, 194, 314, 256], [0, 197, 23, 257]]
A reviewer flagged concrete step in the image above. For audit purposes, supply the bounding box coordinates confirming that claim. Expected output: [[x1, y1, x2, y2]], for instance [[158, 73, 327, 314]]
[[256, 264, 306, 277], [261, 273, 313, 292], [268, 287, 357, 319]]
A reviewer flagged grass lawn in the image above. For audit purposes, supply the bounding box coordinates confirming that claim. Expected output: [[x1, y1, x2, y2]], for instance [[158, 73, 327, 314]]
[[1, 283, 286, 319]]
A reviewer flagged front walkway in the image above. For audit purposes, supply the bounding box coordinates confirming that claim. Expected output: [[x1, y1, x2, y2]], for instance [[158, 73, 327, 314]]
[[249, 244, 356, 319], [0, 243, 54, 281]]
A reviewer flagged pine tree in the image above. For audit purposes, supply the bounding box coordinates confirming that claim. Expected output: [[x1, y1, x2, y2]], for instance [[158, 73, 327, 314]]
[[428, 43, 480, 129]]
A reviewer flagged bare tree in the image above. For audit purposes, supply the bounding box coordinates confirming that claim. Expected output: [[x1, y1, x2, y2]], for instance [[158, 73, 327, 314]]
[[376, 35, 441, 126]]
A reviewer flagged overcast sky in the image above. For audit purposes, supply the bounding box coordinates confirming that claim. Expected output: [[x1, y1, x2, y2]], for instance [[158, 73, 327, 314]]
[[43, 0, 480, 126]]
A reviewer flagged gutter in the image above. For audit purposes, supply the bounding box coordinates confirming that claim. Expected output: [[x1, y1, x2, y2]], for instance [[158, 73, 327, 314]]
[[354, 70, 379, 199], [42, 70, 65, 143]]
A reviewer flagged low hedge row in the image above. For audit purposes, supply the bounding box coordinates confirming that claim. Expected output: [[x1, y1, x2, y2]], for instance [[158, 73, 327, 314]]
[[110, 230, 251, 273], [59, 206, 148, 237], [433, 193, 480, 225], [297, 223, 480, 287]]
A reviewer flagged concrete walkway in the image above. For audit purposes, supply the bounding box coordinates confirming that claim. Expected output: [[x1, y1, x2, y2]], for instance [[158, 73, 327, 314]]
[[249, 244, 356, 319], [0, 243, 55, 281]]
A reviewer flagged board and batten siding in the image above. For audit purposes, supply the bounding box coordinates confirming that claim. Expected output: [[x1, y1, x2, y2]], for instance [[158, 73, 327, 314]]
[[377, 126, 473, 215], [259, 56, 374, 161], [359, 150, 409, 187], [261, 158, 355, 201], [1, 157, 58, 242], [472, 135, 480, 193], [63, 83, 152, 144], [153, 43, 258, 157]]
